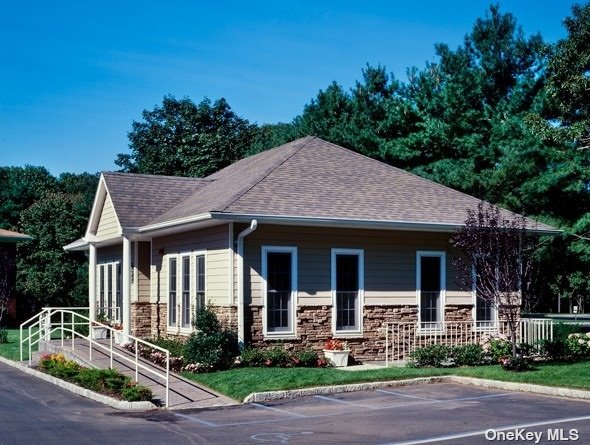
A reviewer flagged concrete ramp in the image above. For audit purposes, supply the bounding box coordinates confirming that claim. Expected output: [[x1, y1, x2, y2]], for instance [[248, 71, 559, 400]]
[[40, 339, 238, 410]]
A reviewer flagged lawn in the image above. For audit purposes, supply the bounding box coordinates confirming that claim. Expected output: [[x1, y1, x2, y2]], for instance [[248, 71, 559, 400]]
[[0, 329, 36, 361], [183, 361, 590, 401]]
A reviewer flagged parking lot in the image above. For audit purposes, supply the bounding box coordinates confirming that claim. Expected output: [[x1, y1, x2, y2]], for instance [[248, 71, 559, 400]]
[[172, 383, 590, 444], [3, 360, 590, 444]]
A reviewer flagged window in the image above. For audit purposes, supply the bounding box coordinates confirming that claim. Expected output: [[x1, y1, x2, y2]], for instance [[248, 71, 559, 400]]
[[262, 246, 297, 336], [168, 258, 177, 327], [196, 255, 206, 313], [97, 262, 121, 322], [472, 257, 497, 329], [417, 251, 445, 330], [332, 249, 364, 334], [181, 256, 191, 328], [167, 252, 207, 331]]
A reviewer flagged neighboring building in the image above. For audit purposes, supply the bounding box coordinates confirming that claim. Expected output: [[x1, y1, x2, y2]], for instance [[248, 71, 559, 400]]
[[0, 229, 32, 326], [64, 137, 557, 360]]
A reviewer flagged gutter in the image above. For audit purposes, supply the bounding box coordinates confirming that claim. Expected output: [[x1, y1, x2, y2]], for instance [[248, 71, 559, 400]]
[[236, 219, 258, 346], [211, 212, 562, 235]]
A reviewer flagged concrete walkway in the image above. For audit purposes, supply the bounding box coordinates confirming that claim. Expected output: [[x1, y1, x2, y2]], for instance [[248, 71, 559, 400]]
[[40, 338, 237, 410]]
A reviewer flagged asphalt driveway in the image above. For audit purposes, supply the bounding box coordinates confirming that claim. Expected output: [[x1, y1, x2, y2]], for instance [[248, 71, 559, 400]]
[[2, 361, 590, 444]]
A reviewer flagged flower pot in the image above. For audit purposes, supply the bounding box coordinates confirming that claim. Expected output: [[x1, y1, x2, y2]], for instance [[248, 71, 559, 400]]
[[323, 349, 350, 367], [114, 330, 125, 345], [92, 326, 108, 340]]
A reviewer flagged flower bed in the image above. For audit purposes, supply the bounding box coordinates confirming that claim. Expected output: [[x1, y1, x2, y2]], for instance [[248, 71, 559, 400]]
[[38, 353, 153, 402]]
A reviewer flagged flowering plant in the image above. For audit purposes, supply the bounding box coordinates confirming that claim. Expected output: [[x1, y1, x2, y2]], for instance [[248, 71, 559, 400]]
[[323, 339, 349, 351], [113, 323, 123, 331]]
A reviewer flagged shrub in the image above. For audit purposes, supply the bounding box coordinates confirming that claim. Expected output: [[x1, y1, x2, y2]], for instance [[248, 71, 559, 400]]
[[0, 328, 8, 344], [408, 344, 450, 367], [39, 353, 81, 379], [240, 347, 267, 367], [565, 333, 590, 359], [240, 347, 320, 368], [554, 322, 583, 342], [451, 344, 485, 366], [541, 339, 570, 361], [120, 382, 153, 402], [183, 307, 239, 371], [499, 355, 531, 372], [293, 349, 319, 367], [38, 353, 152, 402], [147, 337, 185, 358]]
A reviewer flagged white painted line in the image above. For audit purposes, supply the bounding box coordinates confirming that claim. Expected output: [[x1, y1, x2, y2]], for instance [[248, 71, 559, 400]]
[[314, 395, 374, 408], [381, 414, 590, 445], [376, 389, 441, 402], [174, 412, 219, 427], [252, 402, 307, 418]]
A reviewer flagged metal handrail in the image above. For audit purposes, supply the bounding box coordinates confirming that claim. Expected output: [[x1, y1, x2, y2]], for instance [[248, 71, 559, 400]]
[[20, 308, 170, 407]]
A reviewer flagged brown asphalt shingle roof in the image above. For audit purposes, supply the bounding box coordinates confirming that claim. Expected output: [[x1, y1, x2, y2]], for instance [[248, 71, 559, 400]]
[[102, 137, 556, 231], [102, 172, 210, 228]]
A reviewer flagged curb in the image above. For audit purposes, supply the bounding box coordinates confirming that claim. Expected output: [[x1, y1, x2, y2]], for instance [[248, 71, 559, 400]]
[[0, 356, 157, 411], [244, 375, 590, 404]]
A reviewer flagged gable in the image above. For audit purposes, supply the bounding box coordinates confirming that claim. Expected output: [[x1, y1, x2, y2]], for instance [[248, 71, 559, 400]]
[[94, 192, 121, 241]]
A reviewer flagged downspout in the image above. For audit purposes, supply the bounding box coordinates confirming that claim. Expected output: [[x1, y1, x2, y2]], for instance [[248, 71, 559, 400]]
[[237, 219, 258, 347]]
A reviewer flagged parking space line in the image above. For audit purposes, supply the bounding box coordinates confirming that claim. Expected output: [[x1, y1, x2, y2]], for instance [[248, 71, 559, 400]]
[[381, 414, 590, 445], [376, 389, 441, 401], [314, 395, 374, 408], [174, 412, 219, 427], [251, 402, 308, 418]]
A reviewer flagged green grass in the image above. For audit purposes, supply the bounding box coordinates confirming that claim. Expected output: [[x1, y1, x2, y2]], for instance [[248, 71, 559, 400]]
[[0, 329, 33, 361], [182, 360, 590, 401]]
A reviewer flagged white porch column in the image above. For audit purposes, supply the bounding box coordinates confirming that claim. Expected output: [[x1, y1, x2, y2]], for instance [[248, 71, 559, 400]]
[[123, 237, 132, 338], [88, 244, 97, 322]]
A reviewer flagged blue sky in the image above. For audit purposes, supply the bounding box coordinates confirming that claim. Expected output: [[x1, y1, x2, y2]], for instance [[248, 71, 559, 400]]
[[0, 1, 580, 175]]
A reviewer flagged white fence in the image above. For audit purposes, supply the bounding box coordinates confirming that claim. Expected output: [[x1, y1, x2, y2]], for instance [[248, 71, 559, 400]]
[[20, 307, 171, 407], [383, 318, 553, 365]]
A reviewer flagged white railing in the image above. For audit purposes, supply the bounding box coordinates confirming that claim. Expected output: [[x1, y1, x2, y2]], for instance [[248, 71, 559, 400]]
[[383, 318, 553, 365], [20, 308, 171, 407]]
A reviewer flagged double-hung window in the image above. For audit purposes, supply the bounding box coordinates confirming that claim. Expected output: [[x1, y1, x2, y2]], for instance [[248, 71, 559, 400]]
[[167, 252, 207, 332], [97, 262, 121, 323], [262, 246, 297, 337], [472, 257, 497, 329], [417, 251, 445, 331], [332, 249, 364, 335]]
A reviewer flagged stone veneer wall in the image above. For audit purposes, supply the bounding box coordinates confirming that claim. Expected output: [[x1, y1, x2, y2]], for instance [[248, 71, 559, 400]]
[[247, 304, 421, 362], [444, 305, 472, 322], [130, 303, 168, 339]]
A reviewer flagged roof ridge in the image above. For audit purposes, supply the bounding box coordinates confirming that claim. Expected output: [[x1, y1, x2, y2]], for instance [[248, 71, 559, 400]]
[[102, 171, 212, 182], [216, 136, 317, 212]]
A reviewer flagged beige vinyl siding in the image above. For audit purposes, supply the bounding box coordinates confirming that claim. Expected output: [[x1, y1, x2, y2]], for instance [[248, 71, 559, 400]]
[[137, 241, 151, 303], [243, 225, 470, 307], [151, 224, 229, 305], [95, 194, 120, 241]]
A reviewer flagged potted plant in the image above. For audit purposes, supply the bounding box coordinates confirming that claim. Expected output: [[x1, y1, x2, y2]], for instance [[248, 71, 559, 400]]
[[323, 339, 350, 367], [91, 313, 109, 340], [113, 323, 125, 345]]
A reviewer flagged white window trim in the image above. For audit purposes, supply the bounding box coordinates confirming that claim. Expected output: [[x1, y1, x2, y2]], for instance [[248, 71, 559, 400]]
[[472, 259, 498, 331], [331, 248, 364, 337], [261, 245, 297, 339], [416, 251, 446, 332], [165, 250, 207, 334]]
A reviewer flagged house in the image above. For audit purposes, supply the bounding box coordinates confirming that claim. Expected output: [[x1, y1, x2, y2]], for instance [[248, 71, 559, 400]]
[[64, 136, 557, 360], [0, 228, 32, 326]]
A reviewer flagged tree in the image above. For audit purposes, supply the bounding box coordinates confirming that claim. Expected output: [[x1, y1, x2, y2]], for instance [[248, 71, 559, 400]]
[[16, 192, 89, 311], [452, 202, 540, 359], [0, 245, 16, 326], [116, 96, 257, 177], [0, 166, 56, 229]]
